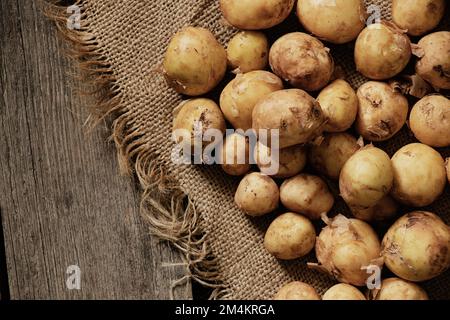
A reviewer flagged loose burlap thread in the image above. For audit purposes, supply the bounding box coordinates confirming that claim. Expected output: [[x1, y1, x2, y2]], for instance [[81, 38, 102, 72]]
[[45, 0, 449, 299]]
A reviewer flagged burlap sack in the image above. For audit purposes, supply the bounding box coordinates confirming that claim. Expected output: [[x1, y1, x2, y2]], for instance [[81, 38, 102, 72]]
[[46, 0, 449, 299]]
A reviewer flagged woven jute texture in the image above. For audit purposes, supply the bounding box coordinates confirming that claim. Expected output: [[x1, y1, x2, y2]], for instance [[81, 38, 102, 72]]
[[48, 0, 449, 299]]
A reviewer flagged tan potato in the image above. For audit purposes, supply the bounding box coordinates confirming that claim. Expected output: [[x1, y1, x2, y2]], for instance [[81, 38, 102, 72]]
[[370, 278, 429, 300], [391, 143, 446, 207], [410, 95, 450, 148], [269, 33, 334, 91], [220, 0, 294, 30], [350, 196, 398, 223], [382, 211, 450, 282], [227, 31, 269, 73], [355, 81, 409, 141], [322, 284, 366, 300], [317, 80, 358, 133], [163, 27, 226, 96], [254, 142, 307, 178], [220, 71, 283, 131], [340, 146, 394, 209], [297, 0, 366, 44], [280, 174, 334, 220], [219, 133, 251, 176], [264, 212, 316, 260], [252, 89, 326, 149], [415, 32, 450, 90], [234, 172, 279, 216], [446, 158, 450, 184], [355, 22, 411, 80], [309, 133, 360, 180], [274, 281, 320, 300], [392, 0, 445, 36]]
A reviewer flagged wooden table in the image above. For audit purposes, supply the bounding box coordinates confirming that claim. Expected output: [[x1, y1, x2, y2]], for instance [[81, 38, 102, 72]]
[[0, 0, 192, 299]]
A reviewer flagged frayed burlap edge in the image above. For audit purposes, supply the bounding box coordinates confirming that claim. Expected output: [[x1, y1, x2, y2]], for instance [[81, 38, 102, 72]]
[[42, 0, 231, 300]]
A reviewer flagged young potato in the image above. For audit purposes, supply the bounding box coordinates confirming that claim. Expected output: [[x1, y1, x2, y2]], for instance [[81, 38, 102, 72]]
[[392, 0, 445, 36], [219, 133, 251, 176], [415, 31, 450, 90], [274, 282, 320, 300], [163, 27, 226, 96], [264, 212, 316, 260], [317, 80, 358, 133], [254, 142, 307, 178], [280, 174, 334, 220], [220, 71, 283, 131], [234, 172, 279, 216], [252, 89, 326, 149], [269, 32, 334, 91], [355, 22, 411, 80], [322, 284, 366, 300], [340, 146, 394, 209], [296, 0, 366, 44], [310, 214, 382, 286], [350, 196, 398, 223], [410, 95, 450, 148], [356, 81, 408, 142], [370, 278, 429, 300], [309, 133, 360, 180], [382, 211, 450, 282], [391, 143, 446, 207], [227, 31, 269, 73], [220, 0, 294, 30]]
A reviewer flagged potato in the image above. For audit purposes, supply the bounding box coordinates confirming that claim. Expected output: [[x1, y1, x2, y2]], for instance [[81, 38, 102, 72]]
[[370, 278, 429, 300], [274, 281, 320, 300], [280, 174, 334, 220], [355, 22, 411, 80], [252, 89, 326, 149], [163, 27, 226, 96], [340, 146, 394, 209], [382, 211, 450, 282], [322, 284, 366, 300], [309, 133, 360, 180], [269, 33, 334, 91], [350, 196, 398, 223], [227, 31, 269, 73], [220, 71, 283, 131], [234, 172, 279, 216], [220, 0, 294, 30], [296, 0, 366, 44], [264, 212, 316, 260], [219, 133, 251, 176], [415, 31, 450, 90], [392, 0, 445, 36], [355, 81, 409, 141], [391, 143, 446, 207], [410, 95, 450, 148], [317, 80, 358, 133], [311, 214, 382, 286], [446, 158, 450, 184]]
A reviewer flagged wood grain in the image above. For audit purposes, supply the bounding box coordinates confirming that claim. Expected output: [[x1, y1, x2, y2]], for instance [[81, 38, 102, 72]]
[[0, 0, 191, 299]]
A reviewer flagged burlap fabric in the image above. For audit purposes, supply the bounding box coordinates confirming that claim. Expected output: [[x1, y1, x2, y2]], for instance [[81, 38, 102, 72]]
[[47, 0, 449, 299]]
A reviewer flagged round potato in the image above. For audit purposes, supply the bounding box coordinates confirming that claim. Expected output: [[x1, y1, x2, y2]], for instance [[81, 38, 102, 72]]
[[219, 133, 251, 176], [322, 284, 366, 300], [227, 31, 269, 73], [371, 278, 429, 300], [274, 281, 320, 300]]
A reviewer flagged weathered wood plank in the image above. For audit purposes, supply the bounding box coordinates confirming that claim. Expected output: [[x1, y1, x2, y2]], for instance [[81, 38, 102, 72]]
[[0, 0, 191, 299]]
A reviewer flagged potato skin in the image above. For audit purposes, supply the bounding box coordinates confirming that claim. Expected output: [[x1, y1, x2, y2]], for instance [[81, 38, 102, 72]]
[[163, 27, 226, 96], [220, 71, 283, 131], [371, 278, 428, 300], [274, 281, 320, 300], [355, 81, 409, 141], [219, 133, 251, 176], [350, 196, 398, 223], [220, 0, 294, 30], [391, 143, 446, 207], [392, 0, 445, 36], [227, 31, 269, 73], [269, 32, 334, 91], [252, 89, 326, 149], [297, 0, 366, 44], [235, 172, 279, 216], [264, 212, 316, 260], [382, 211, 450, 282], [322, 284, 366, 300], [410, 95, 450, 148], [280, 174, 334, 220], [446, 158, 450, 184], [355, 23, 411, 80]]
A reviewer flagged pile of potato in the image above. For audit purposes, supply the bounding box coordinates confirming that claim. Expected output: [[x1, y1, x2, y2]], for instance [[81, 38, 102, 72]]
[[163, 0, 450, 300]]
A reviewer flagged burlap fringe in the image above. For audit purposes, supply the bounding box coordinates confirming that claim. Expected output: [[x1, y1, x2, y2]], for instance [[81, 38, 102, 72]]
[[42, 0, 231, 300]]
